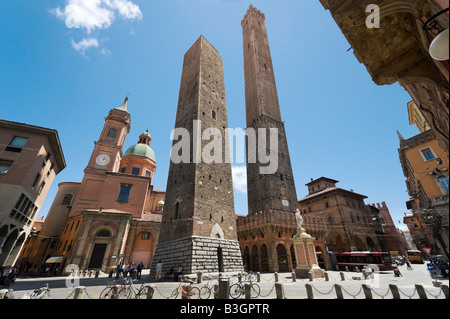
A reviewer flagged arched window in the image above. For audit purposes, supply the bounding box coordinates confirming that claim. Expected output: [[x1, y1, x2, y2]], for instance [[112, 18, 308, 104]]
[[107, 128, 117, 138], [96, 229, 111, 237]]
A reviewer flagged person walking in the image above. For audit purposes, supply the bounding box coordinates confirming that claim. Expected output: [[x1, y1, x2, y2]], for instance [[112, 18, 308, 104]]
[[116, 261, 123, 279], [155, 260, 163, 281], [137, 262, 144, 279], [406, 259, 413, 270]]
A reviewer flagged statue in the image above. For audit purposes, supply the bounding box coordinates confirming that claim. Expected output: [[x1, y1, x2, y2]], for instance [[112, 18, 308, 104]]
[[295, 209, 303, 230]]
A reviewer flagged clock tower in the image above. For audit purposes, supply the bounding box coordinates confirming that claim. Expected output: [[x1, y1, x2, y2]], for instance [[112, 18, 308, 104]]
[[86, 97, 131, 173]]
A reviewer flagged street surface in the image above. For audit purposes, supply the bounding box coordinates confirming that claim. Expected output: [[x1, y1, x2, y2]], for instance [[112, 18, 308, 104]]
[[2, 263, 448, 300]]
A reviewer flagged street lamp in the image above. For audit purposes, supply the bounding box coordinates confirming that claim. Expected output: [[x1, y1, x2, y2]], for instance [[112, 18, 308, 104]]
[[422, 8, 449, 61]]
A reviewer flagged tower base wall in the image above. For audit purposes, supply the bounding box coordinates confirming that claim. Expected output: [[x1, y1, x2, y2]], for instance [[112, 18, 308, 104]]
[[150, 236, 244, 280]]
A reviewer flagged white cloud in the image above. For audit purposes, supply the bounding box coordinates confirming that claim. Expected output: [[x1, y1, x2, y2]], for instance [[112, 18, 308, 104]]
[[104, 0, 143, 20], [232, 165, 247, 194], [71, 37, 99, 55], [51, 0, 142, 55]]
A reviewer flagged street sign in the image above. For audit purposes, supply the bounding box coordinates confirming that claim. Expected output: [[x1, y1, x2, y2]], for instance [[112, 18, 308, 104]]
[[427, 263, 434, 271]]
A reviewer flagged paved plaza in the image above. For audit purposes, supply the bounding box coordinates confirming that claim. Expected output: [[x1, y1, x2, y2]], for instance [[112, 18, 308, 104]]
[[2, 263, 448, 300]]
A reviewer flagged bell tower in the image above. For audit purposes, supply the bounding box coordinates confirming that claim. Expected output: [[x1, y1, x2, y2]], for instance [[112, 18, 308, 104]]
[[86, 97, 131, 173]]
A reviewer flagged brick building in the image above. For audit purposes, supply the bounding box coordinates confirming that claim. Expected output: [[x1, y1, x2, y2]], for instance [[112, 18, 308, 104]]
[[298, 177, 405, 269], [0, 119, 65, 267]]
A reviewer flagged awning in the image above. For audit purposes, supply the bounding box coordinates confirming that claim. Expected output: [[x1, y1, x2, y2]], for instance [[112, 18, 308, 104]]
[[45, 256, 63, 264]]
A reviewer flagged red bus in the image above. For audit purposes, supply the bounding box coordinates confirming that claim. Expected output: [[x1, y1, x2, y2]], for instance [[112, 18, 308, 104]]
[[332, 252, 393, 271]]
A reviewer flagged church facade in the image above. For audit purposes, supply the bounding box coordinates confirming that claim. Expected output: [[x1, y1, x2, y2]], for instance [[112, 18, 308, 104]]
[[19, 98, 165, 275]]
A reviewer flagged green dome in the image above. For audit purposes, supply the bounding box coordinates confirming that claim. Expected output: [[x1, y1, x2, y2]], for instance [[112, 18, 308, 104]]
[[140, 131, 151, 139], [124, 143, 156, 162]]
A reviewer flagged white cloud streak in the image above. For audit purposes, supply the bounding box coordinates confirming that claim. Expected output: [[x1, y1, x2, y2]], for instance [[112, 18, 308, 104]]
[[71, 37, 99, 55], [232, 165, 247, 194]]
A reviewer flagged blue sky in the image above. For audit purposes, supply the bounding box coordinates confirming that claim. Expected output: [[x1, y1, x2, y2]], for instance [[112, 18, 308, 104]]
[[0, 0, 420, 230]]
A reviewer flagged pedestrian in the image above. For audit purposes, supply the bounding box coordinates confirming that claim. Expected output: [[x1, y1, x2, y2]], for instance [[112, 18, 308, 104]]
[[155, 260, 163, 281], [130, 262, 136, 279], [137, 262, 144, 279], [116, 261, 123, 279], [174, 264, 183, 282], [406, 259, 413, 270]]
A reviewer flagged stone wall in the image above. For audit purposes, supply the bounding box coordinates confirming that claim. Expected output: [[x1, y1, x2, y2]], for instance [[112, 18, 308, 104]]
[[150, 236, 243, 279]]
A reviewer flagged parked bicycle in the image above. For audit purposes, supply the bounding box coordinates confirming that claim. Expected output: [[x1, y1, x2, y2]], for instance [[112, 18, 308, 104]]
[[229, 277, 260, 299], [19, 284, 51, 299], [171, 280, 201, 299], [198, 280, 219, 299], [100, 279, 129, 299], [120, 279, 150, 299]]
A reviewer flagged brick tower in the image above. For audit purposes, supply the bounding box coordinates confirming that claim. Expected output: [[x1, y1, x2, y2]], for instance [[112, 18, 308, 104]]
[[151, 36, 243, 276], [242, 6, 298, 216], [237, 5, 304, 273]]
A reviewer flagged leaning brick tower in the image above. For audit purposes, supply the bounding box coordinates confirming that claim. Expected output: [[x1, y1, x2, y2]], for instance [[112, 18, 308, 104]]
[[238, 5, 300, 272], [151, 36, 243, 276], [242, 5, 298, 216]]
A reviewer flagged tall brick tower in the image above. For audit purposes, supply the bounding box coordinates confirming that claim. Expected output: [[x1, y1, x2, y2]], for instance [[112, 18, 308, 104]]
[[151, 36, 243, 276], [236, 5, 303, 273], [242, 6, 298, 216]]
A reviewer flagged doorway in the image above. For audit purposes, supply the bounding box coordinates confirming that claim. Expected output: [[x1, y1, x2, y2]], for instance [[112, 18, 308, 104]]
[[88, 244, 107, 268], [217, 247, 224, 272]]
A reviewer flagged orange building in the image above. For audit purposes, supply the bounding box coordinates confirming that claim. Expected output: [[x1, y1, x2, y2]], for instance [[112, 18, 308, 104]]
[[398, 101, 449, 258], [20, 98, 165, 275]]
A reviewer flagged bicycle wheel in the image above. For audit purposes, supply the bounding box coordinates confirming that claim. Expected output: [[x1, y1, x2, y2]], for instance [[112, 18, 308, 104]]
[[100, 287, 117, 299], [199, 286, 211, 299], [188, 287, 201, 299], [250, 283, 260, 298], [229, 283, 242, 299], [134, 287, 148, 299], [171, 288, 180, 299], [117, 287, 131, 299]]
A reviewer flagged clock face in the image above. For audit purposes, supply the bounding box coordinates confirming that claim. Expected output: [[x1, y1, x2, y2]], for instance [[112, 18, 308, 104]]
[[96, 154, 110, 166]]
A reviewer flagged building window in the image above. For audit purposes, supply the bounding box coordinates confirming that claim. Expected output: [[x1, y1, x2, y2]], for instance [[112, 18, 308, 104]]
[[107, 128, 117, 138], [0, 160, 13, 174], [5, 136, 28, 152], [325, 202, 329, 208], [142, 232, 151, 240], [212, 110, 216, 119], [120, 167, 126, 173], [61, 193, 73, 205], [117, 184, 131, 202], [37, 181, 46, 195], [420, 147, 435, 161], [328, 216, 334, 225], [145, 171, 151, 178], [131, 167, 140, 176], [438, 176, 449, 194], [32, 173, 41, 188]]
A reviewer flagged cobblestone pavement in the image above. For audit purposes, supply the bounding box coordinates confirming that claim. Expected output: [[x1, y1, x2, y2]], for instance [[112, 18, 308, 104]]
[[2, 263, 448, 300]]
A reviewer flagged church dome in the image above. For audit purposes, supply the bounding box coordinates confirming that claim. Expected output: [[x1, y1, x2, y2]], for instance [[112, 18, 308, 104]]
[[123, 130, 156, 162]]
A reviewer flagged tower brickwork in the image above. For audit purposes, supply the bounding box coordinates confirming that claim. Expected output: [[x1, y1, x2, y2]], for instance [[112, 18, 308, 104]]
[[242, 5, 298, 216], [151, 36, 243, 276]]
